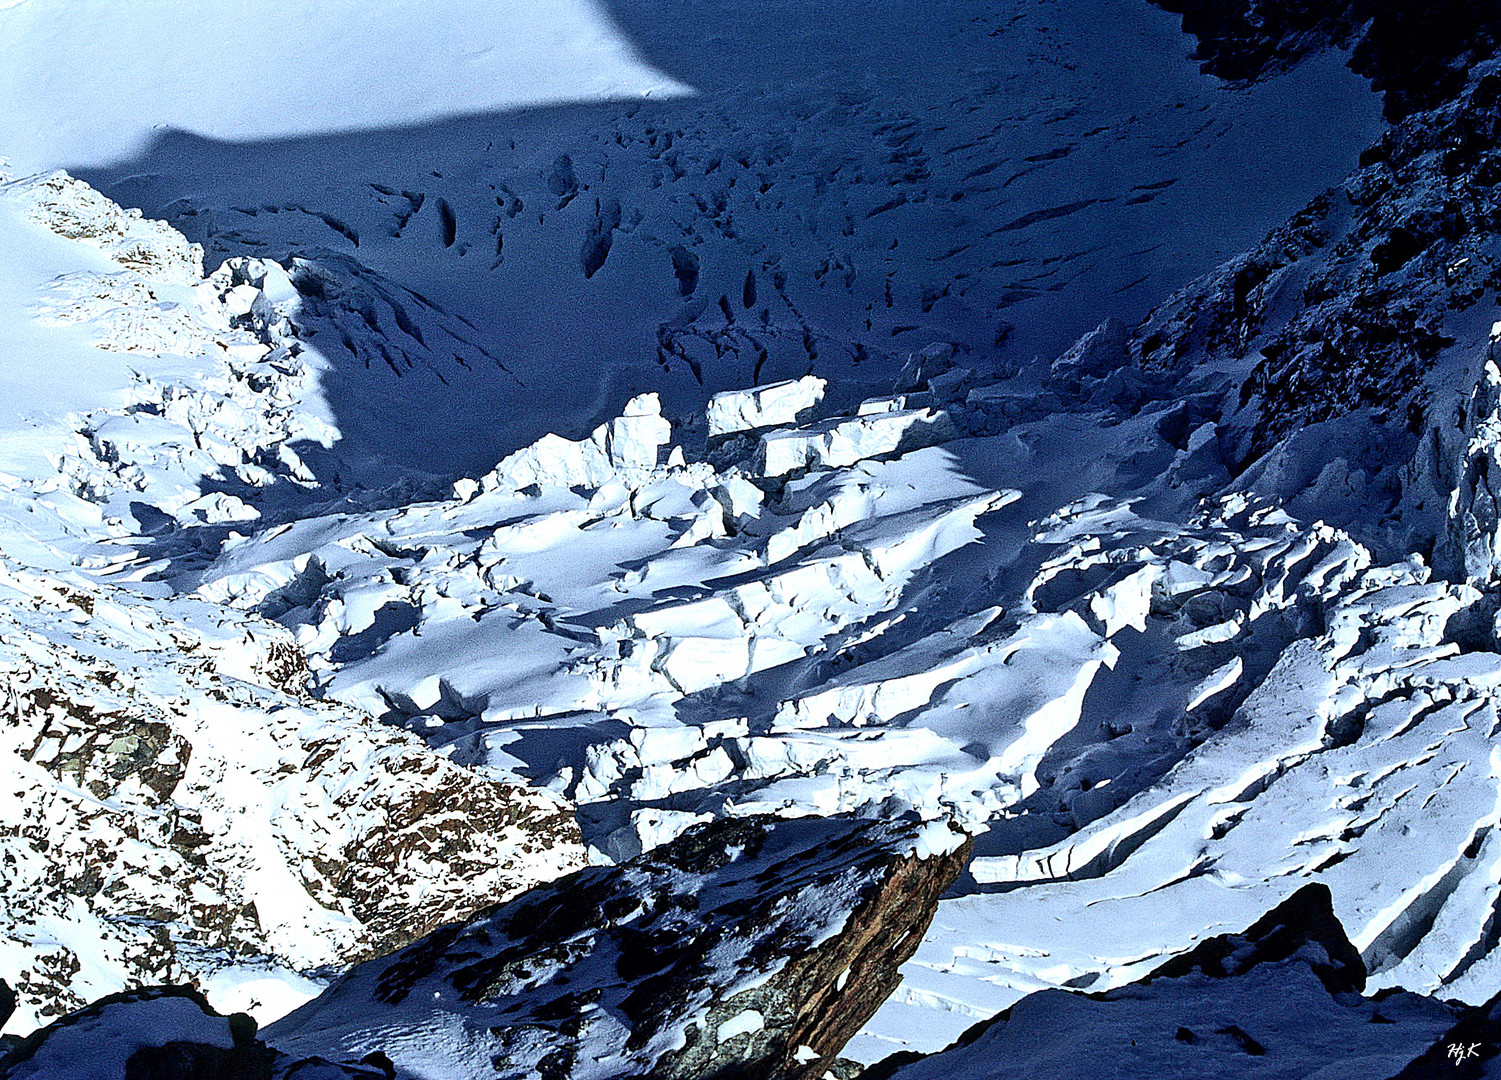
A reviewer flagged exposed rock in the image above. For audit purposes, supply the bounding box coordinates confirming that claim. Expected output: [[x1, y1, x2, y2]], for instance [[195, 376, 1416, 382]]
[[2, 171, 204, 286], [1150, 0, 1500, 120], [1438, 348, 1501, 583], [1140, 883, 1366, 995], [266, 814, 971, 1080], [0, 556, 586, 1033]]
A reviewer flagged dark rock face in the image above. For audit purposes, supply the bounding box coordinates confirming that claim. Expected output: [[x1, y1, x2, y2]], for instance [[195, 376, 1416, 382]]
[[1150, 0, 1501, 120], [266, 814, 971, 1080], [861, 884, 1461, 1080], [1151, 0, 1361, 85]]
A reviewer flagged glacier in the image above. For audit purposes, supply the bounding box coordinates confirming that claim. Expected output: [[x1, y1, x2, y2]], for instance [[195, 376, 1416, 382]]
[[6, 0, 1501, 1078]]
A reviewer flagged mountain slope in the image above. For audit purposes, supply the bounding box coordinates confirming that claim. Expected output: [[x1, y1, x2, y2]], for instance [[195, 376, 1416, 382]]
[[9, 0, 1501, 1076]]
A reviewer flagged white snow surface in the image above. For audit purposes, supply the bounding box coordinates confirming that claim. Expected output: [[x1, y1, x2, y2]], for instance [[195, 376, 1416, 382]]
[[0, 0, 689, 170]]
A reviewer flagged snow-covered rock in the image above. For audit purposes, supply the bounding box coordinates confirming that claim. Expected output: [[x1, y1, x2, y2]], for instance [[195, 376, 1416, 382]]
[[2, 171, 203, 287], [266, 814, 969, 1080], [0, 985, 386, 1079]]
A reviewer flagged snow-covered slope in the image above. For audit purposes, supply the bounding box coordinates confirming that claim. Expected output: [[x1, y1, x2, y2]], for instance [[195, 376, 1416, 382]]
[[0, 169, 587, 1036], [62, 0, 1381, 481], [0, 0, 689, 170]]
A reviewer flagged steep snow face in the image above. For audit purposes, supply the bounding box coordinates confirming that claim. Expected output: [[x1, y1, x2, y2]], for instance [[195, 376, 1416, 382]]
[[0, 168, 350, 516], [0, 168, 215, 477]]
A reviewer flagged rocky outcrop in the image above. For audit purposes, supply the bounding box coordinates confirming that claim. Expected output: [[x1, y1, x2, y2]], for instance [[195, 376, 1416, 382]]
[[863, 884, 1460, 1080], [1114, 39, 1501, 574], [1150, 0, 1500, 120], [265, 814, 971, 1080], [1138, 883, 1367, 995], [0, 555, 586, 1033]]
